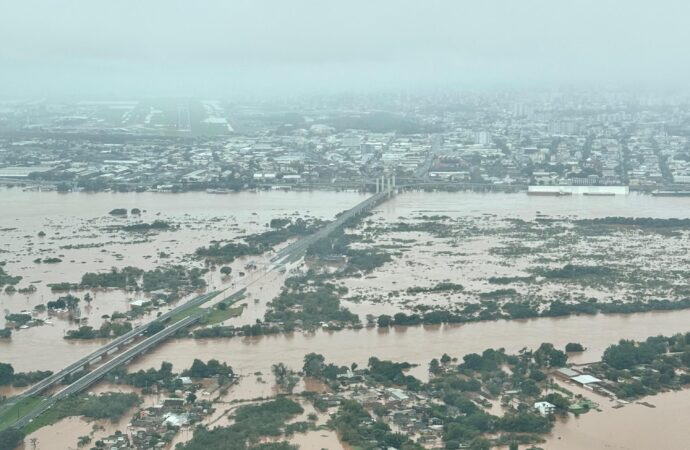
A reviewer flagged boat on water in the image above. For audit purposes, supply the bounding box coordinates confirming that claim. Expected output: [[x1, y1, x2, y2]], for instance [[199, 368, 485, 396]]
[[527, 191, 572, 196], [651, 190, 690, 197], [528, 185, 629, 196], [583, 192, 615, 196]]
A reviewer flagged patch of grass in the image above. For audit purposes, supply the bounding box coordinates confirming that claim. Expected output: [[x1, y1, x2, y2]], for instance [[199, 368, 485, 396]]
[[24, 392, 140, 434], [0, 396, 44, 431], [168, 306, 202, 324], [203, 305, 245, 325], [166, 292, 222, 324], [200, 291, 247, 325]]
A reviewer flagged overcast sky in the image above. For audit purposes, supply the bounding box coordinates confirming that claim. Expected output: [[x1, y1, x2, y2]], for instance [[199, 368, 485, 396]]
[[2, 0, 689, 98]]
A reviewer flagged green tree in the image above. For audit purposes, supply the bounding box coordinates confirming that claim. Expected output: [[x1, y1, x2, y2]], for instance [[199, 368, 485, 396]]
[[144, 321, 165, 336], [272, 363, 298, 393], [520, 379, 541, 397], [0, 362, 14, 385], [429, 358, 441, 375], [605, 343, 634, 369], [461, 353, 484, 371], [188, 359, 208, 378], [542, 392, 570, 412], [377, 314, 393, 327], [0, 428, 25, 450], [303, 353, 325, 378], [565, 342, 584, 352], [534, 343, 567, 367], [681, 350, 690, 367], [470, 437, 491, 450]]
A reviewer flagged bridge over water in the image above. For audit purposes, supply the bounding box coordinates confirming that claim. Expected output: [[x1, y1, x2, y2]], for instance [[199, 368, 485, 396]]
[[1, 179, 401, 431], [271, 189, 393, 264]]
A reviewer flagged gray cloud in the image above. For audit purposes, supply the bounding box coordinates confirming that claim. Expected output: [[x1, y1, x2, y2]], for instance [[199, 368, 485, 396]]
[[1, 0, 689, 97]]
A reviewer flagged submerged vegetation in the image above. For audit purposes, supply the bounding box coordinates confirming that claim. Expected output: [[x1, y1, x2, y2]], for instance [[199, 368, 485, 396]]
[[64, 320, 133, 340], [307, 224, 393, 277], [0, 363, 52, 388], [177, 396, 303, 450], [575, 217, 690, 229], [0, 266, 21, 289], [47, 265, 207, 301], [25, 392, 141, 433], [533, 264, 616, 280], [121, 220, 173, 233], [265, 275, 358, 329], [374, 298, 690, 328], [284, 211, 690, 335], [196, 218, 323, 264]]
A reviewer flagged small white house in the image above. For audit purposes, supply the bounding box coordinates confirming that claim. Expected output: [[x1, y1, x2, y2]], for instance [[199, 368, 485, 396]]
[[571, 374, 602, 386], [177, 376, 193, 385], [534, 401, 556, 416]]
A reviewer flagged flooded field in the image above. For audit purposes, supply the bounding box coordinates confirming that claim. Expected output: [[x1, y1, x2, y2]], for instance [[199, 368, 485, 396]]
[[335, 191, 690, 321], [0, 188, 365, 370], [4, 189, 690, 449]]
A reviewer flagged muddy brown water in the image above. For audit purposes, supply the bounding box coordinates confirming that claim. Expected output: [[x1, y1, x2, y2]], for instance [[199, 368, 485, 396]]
[[4, 189, 690, 449]]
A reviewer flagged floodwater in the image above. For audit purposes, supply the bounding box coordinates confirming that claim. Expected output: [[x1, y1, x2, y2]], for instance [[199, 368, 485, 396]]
[[4, 189, 690, 449], [0, 188, 365, 371], [122, 310, 690, 450], [341, 191, 690, 320], [545, 388, 690, 449], [378, 190, 690, 220], [20, 383, 159, 450], [127, 310, 690, 380]]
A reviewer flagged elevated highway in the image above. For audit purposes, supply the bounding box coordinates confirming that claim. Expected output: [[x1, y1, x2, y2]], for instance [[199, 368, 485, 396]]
[[18, 291, 218, 399], [12, 312, 205, 429], [0, 291, 218, 423]]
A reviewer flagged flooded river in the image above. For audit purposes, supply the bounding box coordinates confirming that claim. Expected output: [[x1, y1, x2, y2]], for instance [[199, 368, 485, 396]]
[[4, 189, 690, 449], [127, 309, 690, 380], [377, 189, 690, 220]]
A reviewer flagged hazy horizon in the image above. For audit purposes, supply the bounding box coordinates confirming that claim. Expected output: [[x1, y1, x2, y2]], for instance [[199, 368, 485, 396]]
[[2, 0, 690, 98]]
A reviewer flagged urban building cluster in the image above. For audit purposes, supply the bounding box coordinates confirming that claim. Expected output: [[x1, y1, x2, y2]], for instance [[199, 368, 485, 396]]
[[1, 92, 689, 192]]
